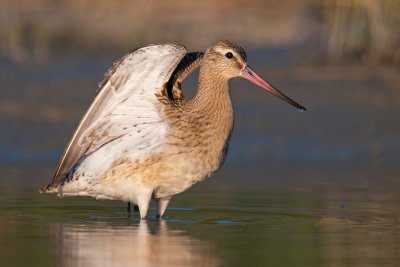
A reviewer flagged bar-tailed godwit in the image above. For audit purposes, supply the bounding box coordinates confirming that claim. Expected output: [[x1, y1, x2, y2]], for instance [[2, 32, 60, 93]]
[[41, 40, 306, 219]]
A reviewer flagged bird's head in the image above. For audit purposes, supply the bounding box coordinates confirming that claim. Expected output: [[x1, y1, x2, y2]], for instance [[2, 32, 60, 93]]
[[205, 40, 247, 79], [205, 40, 306, 111]]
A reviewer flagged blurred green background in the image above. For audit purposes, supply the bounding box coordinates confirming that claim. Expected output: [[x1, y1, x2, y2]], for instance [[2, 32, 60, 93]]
[[1, 0, 399, 65]]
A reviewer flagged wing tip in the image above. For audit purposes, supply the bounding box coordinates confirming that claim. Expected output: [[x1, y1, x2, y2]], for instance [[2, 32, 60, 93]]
[[40, 170, 65, 193], [39, 184, 56, 193]]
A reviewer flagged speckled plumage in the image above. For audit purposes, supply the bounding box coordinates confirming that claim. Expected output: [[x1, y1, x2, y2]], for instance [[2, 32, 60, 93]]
[[41, 40, 305, 219]]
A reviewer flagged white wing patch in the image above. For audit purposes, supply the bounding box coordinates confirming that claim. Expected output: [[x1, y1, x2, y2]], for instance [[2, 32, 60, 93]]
[[46, 44, 187, 191], [80, 44, 186, 154]]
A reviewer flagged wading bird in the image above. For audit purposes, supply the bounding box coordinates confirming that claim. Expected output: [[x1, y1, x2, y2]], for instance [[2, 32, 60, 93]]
[[41, 40, 306, 219]]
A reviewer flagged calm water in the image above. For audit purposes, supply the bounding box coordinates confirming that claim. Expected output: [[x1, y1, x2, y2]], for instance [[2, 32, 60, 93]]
[[2, 184, 400, 266], [1, 49, 400, 266]]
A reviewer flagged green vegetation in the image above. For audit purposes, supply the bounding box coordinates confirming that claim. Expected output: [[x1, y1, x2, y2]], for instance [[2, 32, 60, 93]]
[[0, 0, 398, 65], [322, 0, 400, 64]]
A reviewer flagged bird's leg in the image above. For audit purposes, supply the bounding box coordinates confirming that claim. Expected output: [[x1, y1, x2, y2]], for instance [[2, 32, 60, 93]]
[[137, 190, 153, 219], [127, 202, 131, 213], [157, 196, 171, 219], [127, 202, 139, 214]]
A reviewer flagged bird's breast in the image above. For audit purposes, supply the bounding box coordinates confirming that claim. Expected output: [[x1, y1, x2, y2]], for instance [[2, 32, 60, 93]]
[[165, 109, 234, 176]]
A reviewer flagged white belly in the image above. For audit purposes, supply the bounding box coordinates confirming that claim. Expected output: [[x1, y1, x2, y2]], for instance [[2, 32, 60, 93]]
[[58, 142, 223, 203]]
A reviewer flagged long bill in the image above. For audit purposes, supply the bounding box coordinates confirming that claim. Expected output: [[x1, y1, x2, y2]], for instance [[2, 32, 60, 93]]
[[241, 65, 306, 111]]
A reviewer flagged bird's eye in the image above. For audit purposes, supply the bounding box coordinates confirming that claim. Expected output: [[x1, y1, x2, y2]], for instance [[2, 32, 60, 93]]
[[225, 52, 233, 59]]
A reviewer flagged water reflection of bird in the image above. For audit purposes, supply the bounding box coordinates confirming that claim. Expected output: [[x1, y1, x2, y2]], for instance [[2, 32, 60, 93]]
[[41, 40, 306, 219], [50, 220, 221, 266]]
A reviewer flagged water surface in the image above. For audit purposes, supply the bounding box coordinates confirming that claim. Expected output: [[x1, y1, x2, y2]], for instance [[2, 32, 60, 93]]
[[1, 184, 400, 267]]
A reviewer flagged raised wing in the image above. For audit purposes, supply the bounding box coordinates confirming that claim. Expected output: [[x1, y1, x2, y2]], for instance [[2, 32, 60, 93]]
[[42, 44, 187, 191]]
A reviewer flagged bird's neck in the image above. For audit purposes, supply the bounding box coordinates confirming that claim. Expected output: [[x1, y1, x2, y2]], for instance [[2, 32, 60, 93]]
[[167, 63, 234, 173], [188, 65, 233, 120], [182, 63, 234, 154]]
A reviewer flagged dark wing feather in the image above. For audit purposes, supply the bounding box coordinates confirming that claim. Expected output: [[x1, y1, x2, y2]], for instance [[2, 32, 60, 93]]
[[166, 52, 204, 101]]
